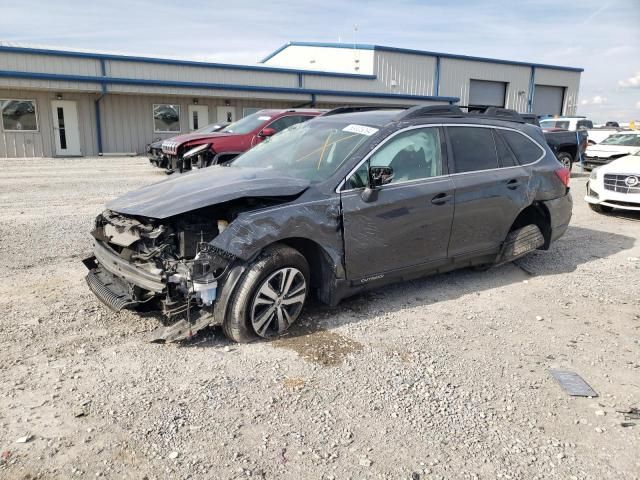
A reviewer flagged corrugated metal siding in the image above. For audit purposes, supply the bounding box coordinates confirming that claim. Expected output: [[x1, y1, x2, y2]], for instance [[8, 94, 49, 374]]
[[439, 58, 531, 112], [107, 60, 299, 88], [314, 95, 446, 106], [374, 51, 436, 95], [263, 45, 376, 74], [0, 52, 101, 76], [0, 89, 96, 157], [99, 95, 314, 155], [105, 83, 309, 101], [534, 68, 581, 115]]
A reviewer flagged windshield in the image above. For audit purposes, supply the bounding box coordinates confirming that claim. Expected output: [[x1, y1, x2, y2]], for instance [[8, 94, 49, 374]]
[[221, 112, 271, 134], [540, 120, 570, 130], [193, 123, 225, 134], [230, 119, 375, 182], [599, 134, 640, 146]]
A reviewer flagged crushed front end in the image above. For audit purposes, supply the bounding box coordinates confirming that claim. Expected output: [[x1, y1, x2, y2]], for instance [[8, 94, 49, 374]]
[[83, 209, 234, 341]]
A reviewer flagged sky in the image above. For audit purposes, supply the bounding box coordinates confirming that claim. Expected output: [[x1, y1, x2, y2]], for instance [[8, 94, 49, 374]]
[[0, 0, 638, 122]]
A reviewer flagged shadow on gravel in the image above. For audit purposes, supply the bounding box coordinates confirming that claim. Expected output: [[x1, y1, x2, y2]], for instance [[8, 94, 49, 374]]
[[292, 224, 635, 335], [174, 225, 635, 359]]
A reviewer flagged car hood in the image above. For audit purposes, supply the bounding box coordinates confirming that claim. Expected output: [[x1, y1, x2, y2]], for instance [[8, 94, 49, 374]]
[[586, 144, 640, 158], [107, 166, 309, 219], [164, 131, 236, 146], [597, 155, 640, 174]]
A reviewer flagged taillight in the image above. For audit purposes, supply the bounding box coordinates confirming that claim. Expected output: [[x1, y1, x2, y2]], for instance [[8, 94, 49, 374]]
[[555, 167, 570, 187]]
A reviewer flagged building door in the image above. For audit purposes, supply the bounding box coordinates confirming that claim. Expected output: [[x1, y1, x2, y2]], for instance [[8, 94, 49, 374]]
[[216, 106, 236, 123], [469, 80, 507, 111], [533, 85, 565, 116], [188, 105, 209, 131], [51, 100, 81, 156]]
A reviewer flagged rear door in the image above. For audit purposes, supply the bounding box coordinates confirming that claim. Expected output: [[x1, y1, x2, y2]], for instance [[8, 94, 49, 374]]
[[446, 125, 532, 258], [341, 126, 455, 280]]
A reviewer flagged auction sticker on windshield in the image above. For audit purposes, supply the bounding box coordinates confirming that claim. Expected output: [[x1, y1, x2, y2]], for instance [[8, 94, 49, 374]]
[[343, 124, 379, 136]]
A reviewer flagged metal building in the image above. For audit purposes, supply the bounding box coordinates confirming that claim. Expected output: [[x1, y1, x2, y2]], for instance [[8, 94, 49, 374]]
[[0, 41, 582, 158]]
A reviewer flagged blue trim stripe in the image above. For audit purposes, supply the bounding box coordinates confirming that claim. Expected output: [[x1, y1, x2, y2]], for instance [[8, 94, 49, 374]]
[[434, 56, 440, 96], [95, 97, 103, 154], [0, 45, 377, 80], [527, 67, 536, 113], [261, 41, 584, 73], [0, 69, 459, 103]]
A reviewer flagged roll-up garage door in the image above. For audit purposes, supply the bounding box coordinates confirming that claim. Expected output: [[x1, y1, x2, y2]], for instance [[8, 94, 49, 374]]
[[469, 80, 506, 109], [533, 85, 565, 116]]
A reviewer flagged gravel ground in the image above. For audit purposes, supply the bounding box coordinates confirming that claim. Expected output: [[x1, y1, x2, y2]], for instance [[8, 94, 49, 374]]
[[1, 157, 639, 480]]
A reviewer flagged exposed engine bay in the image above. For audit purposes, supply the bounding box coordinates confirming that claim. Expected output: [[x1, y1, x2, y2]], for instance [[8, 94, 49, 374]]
[[83, 197, 290, 341]]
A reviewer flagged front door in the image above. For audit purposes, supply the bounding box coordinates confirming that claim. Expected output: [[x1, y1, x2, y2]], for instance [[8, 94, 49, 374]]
[[51, 100, 81, 156], [341, 127, 455, 280], [216, 106, 236, 123], [188, 105, 209, 131]]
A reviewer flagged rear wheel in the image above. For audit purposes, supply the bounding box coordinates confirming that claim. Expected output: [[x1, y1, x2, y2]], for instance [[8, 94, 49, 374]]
[[223, 244, 309, 343], [589, 203, 613, 213], [556, 152, 573, 170]]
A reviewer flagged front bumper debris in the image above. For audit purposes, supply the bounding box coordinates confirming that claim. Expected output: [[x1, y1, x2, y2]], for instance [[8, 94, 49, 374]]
[[85, 265, 139, 312]]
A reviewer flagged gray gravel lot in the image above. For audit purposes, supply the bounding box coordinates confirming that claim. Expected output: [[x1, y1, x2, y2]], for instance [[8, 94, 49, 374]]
[[1, 157, 639, 479]]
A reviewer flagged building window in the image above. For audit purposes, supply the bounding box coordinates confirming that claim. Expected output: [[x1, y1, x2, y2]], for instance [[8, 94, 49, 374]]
[[1, 99, 38, 131], [153, 104, 180, 133]]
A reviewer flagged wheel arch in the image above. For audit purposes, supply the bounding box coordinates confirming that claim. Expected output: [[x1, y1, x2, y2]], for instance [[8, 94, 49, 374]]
[[276, 237, 340, 304], [509, 202, 552, 249]]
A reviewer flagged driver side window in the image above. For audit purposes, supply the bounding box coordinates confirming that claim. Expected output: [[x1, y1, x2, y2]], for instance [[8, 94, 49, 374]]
[[345, 127, 442, 189]]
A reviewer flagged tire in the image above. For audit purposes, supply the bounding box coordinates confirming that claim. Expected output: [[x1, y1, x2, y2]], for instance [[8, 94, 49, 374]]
[[589, 203, 613, 213], [556, 152, 573, 170], [223, 244, 310, 343]]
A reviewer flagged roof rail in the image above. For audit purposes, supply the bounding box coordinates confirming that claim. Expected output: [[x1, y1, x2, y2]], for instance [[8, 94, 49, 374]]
[[456, 106, 526, 123], [397, 105, 464, 121], [321, 105, 405, 117], [480, 107, 525, 123]]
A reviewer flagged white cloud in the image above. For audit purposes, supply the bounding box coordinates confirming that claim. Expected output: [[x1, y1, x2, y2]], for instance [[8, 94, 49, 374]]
[[581, 95, 607, 105], [619, 72, 640, 88], [637, 101, 640, 109]]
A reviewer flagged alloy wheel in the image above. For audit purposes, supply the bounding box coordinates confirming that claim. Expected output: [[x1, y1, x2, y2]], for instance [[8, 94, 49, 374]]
[[250, 267, 306, 338]]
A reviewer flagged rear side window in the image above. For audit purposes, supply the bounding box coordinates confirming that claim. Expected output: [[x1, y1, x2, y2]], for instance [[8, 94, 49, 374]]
[[499, 130, 544, 165], [492, 130, 518, 167], [448, 127, 498, 173]]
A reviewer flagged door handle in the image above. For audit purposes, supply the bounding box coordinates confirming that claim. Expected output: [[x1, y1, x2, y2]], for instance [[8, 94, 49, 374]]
[[507, 179, 521, 190], [431, 193, 452, 205]]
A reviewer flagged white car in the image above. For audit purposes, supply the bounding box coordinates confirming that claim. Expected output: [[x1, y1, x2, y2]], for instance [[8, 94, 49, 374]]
[[582, 132, 640, 170], [538, 117, 622, 145], [585, 152, 640, 213]]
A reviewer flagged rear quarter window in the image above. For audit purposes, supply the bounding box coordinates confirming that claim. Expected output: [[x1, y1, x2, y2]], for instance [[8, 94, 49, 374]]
[[499, 130, 544, 165], [448, 126, 499, 173]]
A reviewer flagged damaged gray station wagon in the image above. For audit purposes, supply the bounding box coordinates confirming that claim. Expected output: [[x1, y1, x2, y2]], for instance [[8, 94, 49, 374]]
[[84, 105, 572, 343]]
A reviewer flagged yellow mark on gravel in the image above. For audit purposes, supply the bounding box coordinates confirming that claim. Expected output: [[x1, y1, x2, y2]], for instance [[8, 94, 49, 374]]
[[272, 326, 363, 367], [282, 377, 306, 390]]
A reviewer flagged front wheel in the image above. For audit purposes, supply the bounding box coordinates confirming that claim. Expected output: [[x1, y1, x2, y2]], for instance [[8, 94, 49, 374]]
[[556, 152, 573, 170], [223, 244, 309, 343], [589, 203, 613, 214]]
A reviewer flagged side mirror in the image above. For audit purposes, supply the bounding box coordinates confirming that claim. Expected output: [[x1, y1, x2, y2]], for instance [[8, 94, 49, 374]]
[[369, 166, 394, 188], [258, 127, 276, 138], [361, 166, 393, 202]]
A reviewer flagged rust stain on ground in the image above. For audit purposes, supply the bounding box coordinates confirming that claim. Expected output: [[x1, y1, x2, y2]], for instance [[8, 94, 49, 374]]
[[272, 326, 363, 367], [282, 377, 306, 390]]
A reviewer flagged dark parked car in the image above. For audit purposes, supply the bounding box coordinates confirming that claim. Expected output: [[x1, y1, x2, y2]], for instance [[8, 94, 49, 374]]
[[84, 105, 572, 343], [161, 109, 323, 173], [146, 122, 229, 169]]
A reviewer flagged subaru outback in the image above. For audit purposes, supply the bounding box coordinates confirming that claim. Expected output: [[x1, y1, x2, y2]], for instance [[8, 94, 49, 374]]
[[83, 105, 572, 343]]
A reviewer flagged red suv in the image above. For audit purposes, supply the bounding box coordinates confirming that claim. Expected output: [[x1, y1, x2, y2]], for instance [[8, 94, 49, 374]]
[[161, 109, 323, 173]]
